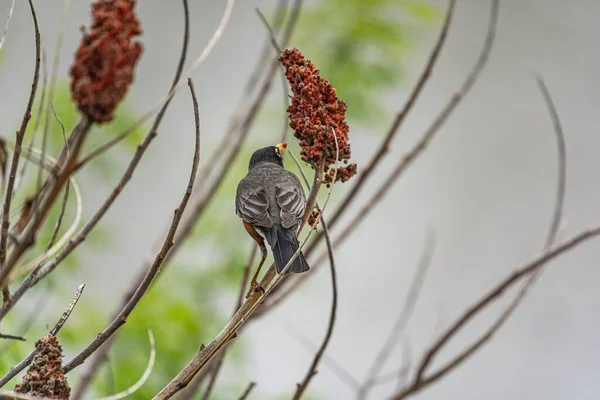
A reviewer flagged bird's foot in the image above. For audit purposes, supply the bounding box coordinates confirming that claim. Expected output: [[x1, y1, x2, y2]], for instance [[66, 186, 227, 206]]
[[245, 281, 264, 299]]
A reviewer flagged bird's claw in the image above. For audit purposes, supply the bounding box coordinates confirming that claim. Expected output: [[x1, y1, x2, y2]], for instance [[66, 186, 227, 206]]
[[245, 281, 264, 299]]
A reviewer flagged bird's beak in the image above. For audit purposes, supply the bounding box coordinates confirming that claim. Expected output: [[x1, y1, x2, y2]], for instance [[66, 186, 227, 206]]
[[276, 142, 288, 154]]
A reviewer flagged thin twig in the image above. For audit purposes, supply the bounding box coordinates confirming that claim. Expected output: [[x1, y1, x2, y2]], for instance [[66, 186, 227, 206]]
[[152, 124, 336, 400], [49, 283, 85, 335], [282, 319, 359, 390], [0, 0, 16, 54], [357, 231, 436, 399], [330, 0, 497, 251], [535, 76, 567, 250], [238, 382, 256, 400], [254, 8, 289, 143], [176, 371, 209, 400], [164, 0, 303, 269], [0, 333, 25, 341], [243, 0, 288, 97], [292, 218, 338, 399], [0, 0, 41, 288], [200, 245, 258, 400], [313, 0, 457, 242], [65, 78, 201, 399], [0, 0, 192, 324], [17, 49, 47, 190], [0, 284, 85, 388], [95, 330, 156, 400], [194, 0, 289, 188], [367, 340, 412, 389], [44, 106, 69, 251], [284, 151, 361, 391], [394, 339, 413, 391], [261, 0, 498, 316], [394, 237, 595, 399], [7, 150, 82, 282], [392, 75, 567, 400], [0, 285, 49, 355], [35, 0, 72, 216], [74, 0, 228, 171], [45, 183, 69, 251], [0, 117, 91, 296], [0, 391, 53, 400]]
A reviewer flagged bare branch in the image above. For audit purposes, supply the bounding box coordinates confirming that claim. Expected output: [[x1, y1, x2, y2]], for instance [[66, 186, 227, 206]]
[[0, 0, 16, 54], [17, 49, 47, 190], [0, 0, 192, 324], [254, 7, 289, 143], [393, 234, 600, 400], [314, 0, 457, 239], [243, 0, 288, 97], [65, 77, 202, 399], [152, 124, 336, 400], [0, 333, 25, 341], [74, 0, 228, 171], [392, 75, 568, 400], [358, 231, 436, 399], [0, 284, 85, 388], [165, 0, 303, 267], [292, 217, 338, 399], [327, 0, 498, 256], [49, 283, 85, 336], [261, 0, 499, 317], [0, 117, 91, 298], [193, 0, 290, 191], [284, 151, 362, 391], [0, 391, 53, 400], [238, 382, 256, 400], [200, 245, 258, 400], [36, 0, 72, 217], [0, 147, 76, 316], [8, 158, 82, 283], [0, 0, 41, 286]]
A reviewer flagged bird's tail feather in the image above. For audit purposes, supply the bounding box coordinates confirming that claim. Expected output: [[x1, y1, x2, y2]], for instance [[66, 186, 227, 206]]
[[269, 226, 310, 274]]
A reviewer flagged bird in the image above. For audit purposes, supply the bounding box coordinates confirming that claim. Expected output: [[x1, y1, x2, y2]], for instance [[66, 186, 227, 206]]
[[235, 142, 310, 294]]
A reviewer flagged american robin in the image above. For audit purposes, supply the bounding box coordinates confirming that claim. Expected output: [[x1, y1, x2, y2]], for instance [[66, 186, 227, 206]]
[[236, 142, 310, 293]]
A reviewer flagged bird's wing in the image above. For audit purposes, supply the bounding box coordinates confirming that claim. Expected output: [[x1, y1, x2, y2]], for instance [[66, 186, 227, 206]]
[[275, 173, 306, 229], [236, 180, 273, 228]]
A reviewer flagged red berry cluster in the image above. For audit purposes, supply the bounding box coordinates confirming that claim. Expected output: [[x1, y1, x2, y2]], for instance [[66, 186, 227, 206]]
[[307, 209, 321, 228], [15, 335, 70, 399], [70, 0, 143, 123], [279, 48, 357, 184]]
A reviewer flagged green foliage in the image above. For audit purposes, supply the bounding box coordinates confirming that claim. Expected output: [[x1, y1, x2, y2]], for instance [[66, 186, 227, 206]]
[[292, 0, 440, 126]]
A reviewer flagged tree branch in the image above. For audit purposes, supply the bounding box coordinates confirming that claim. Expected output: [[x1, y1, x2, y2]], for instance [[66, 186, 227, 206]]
[[260, 0, 499, 318], [391, 74, 567, 400], [0, 0, 192, 324], [0, 333, 25, 341], [292, 217, 338, 399], [0, 0, 41, 296], [309, 0, 456, 247], [0, 284, 85, 388], [65, 77, 202, 399], [358, 231, 436, 399], [238, 382, 256, 400]]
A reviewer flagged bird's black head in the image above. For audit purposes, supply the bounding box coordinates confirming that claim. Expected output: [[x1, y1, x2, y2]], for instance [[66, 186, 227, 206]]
[[248, 142, 287, 170]]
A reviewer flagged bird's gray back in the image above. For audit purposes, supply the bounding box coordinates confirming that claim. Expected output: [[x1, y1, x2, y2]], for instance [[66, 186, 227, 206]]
[[237, 162, 305, 228]]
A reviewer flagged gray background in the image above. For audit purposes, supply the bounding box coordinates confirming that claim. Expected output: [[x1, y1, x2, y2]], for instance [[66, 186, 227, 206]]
[[1, 0, 599, 399]]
